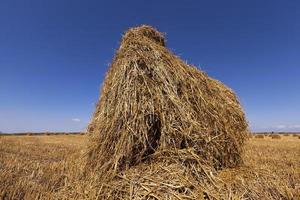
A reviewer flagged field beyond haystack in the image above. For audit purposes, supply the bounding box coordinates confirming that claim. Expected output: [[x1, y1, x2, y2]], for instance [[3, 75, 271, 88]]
[[0, 134, 299, 199]]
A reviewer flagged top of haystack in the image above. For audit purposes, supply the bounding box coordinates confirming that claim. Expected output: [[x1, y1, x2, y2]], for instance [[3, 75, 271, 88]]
[[121, 25, 166, 46]]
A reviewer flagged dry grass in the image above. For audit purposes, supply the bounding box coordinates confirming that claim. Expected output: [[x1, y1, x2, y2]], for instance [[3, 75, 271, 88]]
[[254, 134, 264, 139], [293, 134, 300, 137], [0, 135, 86, 199], [271, 135, 281, 139], [0, 134, 299, 199]]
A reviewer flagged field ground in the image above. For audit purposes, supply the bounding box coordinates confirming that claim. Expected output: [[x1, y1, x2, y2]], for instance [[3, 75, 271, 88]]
[[0, 134, 299, 199]]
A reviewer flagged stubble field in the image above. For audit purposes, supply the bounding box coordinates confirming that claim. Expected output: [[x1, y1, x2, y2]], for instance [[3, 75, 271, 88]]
[[0, 134, 299, 199]]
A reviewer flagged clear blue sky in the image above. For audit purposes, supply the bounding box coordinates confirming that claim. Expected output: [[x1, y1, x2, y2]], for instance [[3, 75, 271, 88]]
[[1, 0, 299, 133]]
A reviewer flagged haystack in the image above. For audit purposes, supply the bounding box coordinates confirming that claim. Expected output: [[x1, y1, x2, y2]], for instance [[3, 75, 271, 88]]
[[85, 25, 248, 199]]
